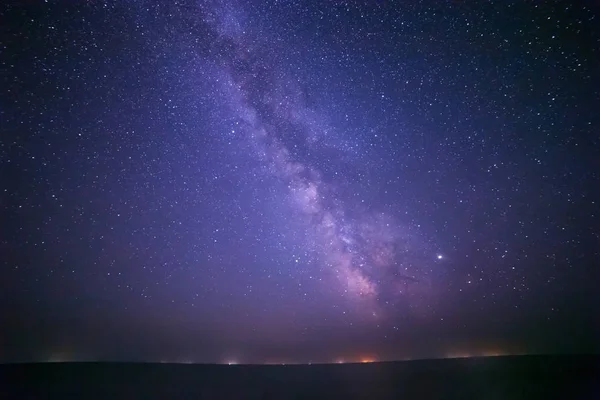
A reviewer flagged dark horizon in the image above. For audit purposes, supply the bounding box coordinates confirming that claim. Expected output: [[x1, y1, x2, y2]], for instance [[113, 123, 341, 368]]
[[2, 0, 598, 365], [5, 355, 598, 399], [5, 353, 598, 365], [2, 308, 596, 364]]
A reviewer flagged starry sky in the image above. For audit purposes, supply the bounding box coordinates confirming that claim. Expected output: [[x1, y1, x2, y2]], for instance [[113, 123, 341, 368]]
[[2, 1, 599, 364]]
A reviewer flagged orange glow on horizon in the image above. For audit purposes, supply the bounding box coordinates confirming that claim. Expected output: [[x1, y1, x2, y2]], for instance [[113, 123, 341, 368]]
[[482, 350, 505, 357]]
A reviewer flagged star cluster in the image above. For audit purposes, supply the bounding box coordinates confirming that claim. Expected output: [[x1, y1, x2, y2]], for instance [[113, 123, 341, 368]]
[[2, 1, 598, 363]]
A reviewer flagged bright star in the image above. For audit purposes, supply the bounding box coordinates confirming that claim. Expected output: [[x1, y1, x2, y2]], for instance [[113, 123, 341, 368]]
[[437, 254, 443, 260]]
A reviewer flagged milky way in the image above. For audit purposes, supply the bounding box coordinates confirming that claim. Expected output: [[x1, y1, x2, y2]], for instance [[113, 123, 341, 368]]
[[203, 5, 436, 316]]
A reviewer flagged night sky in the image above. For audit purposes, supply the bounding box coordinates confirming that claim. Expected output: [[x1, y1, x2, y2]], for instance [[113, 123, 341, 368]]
[[2, 1, 598, 364]]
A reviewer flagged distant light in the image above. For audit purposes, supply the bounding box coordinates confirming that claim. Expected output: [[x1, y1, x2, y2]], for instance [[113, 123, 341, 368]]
[[483, 350, 504, 357], [361, 358, 375, 363], [445, 352, 472, 359], [47, 354, 68, 363], [227, 361, 238, 365], [437, 254, 443, 260]]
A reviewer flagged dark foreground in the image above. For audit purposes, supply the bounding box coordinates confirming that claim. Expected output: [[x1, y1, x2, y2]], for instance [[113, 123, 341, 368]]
[[2, 355, 598, 399]]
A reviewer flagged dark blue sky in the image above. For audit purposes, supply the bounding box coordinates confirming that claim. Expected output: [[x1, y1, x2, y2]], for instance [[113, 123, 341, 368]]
[[2, 0, 598, 363]]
